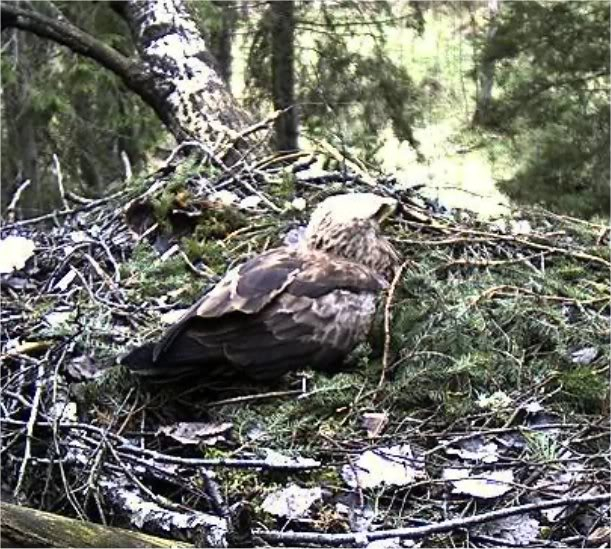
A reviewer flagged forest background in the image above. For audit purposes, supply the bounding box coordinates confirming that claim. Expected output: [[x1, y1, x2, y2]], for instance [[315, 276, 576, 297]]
[[2, 0, 609, 222]]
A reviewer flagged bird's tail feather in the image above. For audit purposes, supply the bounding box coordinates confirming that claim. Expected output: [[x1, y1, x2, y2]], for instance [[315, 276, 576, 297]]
[[118, 341, 230, 383], [118, 343, 192, 380]]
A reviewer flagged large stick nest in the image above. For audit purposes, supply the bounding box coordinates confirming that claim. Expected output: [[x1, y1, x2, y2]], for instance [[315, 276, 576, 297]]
[[1, 145, 609, 547]]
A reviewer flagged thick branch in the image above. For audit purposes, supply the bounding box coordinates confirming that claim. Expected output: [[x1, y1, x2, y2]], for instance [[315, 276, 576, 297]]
[[0, 3, 177, 137], [256, 493, 610, 546], [1, 4, 138, 82], [0, 502, 193, 548], [1, 1, 258, 154]]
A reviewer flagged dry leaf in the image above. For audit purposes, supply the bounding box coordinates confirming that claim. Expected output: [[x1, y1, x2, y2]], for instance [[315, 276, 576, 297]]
[[0, 236, 35, 274], [443, 468, 514, 498], [239, 195, 261, 209], [210, 190, 238, 206], [53, 269, 77, 291], [262, 484, 322, 519], [361, 412, 389, 438], [158, 422, 233, 445], [264, 449, 320, 469], [44, 310, 73, 328], [475, 515, 540, 546], [342, 445, 425, 489], [160, 308, 189, 325], [445, 438, 499, 464]]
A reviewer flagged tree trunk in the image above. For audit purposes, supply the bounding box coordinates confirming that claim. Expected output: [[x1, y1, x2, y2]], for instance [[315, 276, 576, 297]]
[[210, 1, 238, 88], [1, 0, 258, 162], [270, 0, 298, 152], [472, 0, 500, 127], [0, 502, 193, 548], [0, 29, 48, 217]]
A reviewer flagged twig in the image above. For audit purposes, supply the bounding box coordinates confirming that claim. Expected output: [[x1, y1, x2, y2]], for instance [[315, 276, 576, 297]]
[[471, 284, 609, 307], [179, 249, 216, 278], [255, 493, 610, 546], [203, 389, 303, 408], [163, 140, 226, 169], [120, 150, 133, 182], [397, 225, 610, 269], [52, 154, 69, 210], [435, 252, 550, 273], [2, 191, 125, 229], [6, 179, 31, 222], [377, 260, 409, 391], [13, 362, 45, 498], [0, 420, 321, 471], [50, 345, 87, 520], [231, 106, 291, 143], [254, 150, 310, 171]]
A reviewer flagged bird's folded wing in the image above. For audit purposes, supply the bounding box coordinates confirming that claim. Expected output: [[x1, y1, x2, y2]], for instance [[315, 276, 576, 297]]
[[152, 247, 387, 379]]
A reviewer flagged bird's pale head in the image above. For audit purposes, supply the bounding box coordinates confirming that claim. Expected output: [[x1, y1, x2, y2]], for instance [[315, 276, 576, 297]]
[[304, 193, 399, 280]]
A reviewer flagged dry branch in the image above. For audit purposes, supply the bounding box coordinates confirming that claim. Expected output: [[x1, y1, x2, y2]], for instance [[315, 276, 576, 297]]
[[0, 502, 193, 548], [256, 493, 610, 546]]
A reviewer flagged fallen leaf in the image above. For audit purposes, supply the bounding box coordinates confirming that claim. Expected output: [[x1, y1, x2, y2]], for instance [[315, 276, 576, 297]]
[[51, 401, 78, 423], [589, 527, 611, 544], [209, 190, 238, 206], [53, 269, 77, 291], [443, 468, 514, 498], [3, 340, 52, 356], [44, 310, 73, 328], [262, 484, 322, 519], [239, 195, 261, 209], [477, 391, 512, 410], [475, 515, 540, 546], [264, 449, 320, 469], [445, 438, 499, 464], [524, 401, 544, 413], [570, 347, 599, 365], [291, 197, 307, 211], [342, 445, 425, 489], [361, 412, 389, 438], [510, 220, 532, 235], [0, 236, 35, 274], [158, 422, 233, 445]]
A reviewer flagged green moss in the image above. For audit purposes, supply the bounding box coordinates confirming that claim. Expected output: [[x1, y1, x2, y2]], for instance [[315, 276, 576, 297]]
[[559, 366, 608, 413], [71, 364, 134, 415], [191, 207, 247, 240], [152, 189, 176, 221], [268, 171, 296, 201], [122, 241, 206, 303]]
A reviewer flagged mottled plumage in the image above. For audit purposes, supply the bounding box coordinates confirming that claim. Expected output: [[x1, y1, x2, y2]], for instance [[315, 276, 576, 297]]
[[121, 193, 399, 383]]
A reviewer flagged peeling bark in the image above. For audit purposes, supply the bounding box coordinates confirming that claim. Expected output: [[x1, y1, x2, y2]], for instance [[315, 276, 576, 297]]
[[0, 502, 194, 548], [121, 0, 252, 146]]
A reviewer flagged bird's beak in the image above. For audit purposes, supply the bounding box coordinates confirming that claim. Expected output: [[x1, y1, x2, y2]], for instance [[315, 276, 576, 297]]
[[374, 200, 398, 223]]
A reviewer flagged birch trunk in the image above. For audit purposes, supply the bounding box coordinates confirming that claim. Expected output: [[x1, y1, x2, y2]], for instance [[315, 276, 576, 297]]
[[1, 0, 257, 161]]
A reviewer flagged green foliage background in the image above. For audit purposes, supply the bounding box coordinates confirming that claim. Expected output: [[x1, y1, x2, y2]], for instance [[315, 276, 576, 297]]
[[1, 0, 608, 219]]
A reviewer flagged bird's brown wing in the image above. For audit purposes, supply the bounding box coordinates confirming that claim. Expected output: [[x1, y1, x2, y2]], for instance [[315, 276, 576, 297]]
[[134, 247, 386, 381]]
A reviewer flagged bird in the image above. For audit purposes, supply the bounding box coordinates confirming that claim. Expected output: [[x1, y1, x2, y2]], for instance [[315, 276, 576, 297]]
[[120, 192, 399, 383]]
